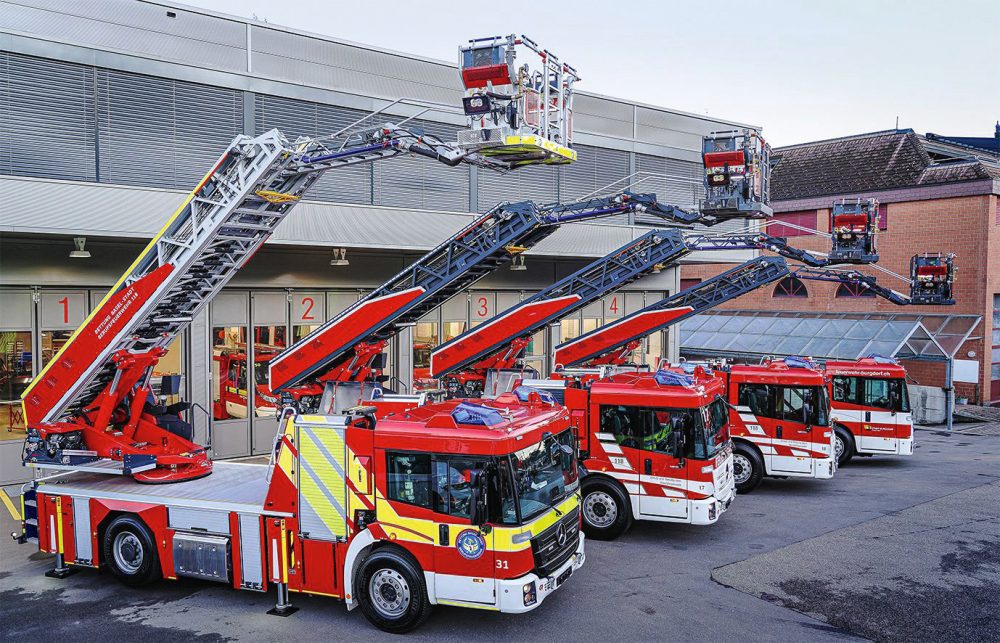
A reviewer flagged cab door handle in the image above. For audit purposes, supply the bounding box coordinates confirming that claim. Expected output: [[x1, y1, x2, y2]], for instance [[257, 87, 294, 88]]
[[644, 459, 652, 475], [439, 524, 449, 546], [776, 425, 783, 439], [865, 411, 871, 422]]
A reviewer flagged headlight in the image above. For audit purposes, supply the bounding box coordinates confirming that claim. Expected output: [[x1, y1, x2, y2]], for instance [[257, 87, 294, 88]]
[[523, 581, 537, 606]]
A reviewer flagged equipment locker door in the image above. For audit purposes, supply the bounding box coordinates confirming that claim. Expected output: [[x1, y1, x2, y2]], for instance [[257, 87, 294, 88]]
[[296, 418, 350, 541]]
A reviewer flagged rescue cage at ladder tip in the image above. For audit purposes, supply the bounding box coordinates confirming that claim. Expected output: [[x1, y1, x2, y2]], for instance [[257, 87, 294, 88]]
[[16, 33, 585, 485]]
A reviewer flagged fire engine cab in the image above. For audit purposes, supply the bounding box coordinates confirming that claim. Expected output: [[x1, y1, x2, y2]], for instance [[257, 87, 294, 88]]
[[17, 396, 585, 632], [723, 357, 836, 493], [515, 367, 735, 540], [825, 355, 913, 466]]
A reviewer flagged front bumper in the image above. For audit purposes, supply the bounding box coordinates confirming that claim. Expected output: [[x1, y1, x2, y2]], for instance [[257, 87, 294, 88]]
[[497, 534, 586, 614], [898, 437, 914, 456], [815, 455, 836, 479]]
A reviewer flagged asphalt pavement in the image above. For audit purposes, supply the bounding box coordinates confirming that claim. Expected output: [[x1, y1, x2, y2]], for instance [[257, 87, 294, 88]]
[[3, 426, 999, 641]]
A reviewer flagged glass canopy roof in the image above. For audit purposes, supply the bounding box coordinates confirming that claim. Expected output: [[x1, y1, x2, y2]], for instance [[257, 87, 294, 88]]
[[680, 310, 982, 362]]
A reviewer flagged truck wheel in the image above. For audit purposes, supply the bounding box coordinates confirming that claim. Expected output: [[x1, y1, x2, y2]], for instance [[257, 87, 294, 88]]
[[834, 425, 855, 467], [580, 478, 632, 541], [732, 442, 764, 494], [357, 549, 432, 634], [102, 515, 161, 587]]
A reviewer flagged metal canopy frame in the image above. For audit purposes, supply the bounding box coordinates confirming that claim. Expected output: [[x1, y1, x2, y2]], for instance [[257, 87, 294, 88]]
[[680, 310, 983, 431], [679, 310, 981, 362]]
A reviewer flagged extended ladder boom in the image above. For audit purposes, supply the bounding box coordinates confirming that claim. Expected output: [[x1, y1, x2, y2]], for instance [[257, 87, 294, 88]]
[[429, 228, 691, 383], [687, 231, 830, 267], [554, 256, 791, 367], [22, 125, 484, 428], [269, 192, 702, 391]]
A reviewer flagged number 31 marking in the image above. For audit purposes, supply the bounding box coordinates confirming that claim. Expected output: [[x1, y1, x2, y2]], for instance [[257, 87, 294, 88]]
[[496, 559, 509, 569]]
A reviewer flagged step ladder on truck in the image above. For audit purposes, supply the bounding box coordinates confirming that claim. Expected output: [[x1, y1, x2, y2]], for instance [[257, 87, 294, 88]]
[[13, 35, 594, 633]]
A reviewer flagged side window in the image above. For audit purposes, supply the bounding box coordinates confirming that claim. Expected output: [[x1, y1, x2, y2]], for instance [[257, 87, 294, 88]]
[[832, 376, 859, 404], [434, 457, 487, 520], [889, 379, 910, 412], [386, 452, 433, 509], [778, 387, 806, 423], [644, 409, 676, 454], [739, 383, 775, 419], [600, 405, 642, 448], [864, 378, 892, 410]]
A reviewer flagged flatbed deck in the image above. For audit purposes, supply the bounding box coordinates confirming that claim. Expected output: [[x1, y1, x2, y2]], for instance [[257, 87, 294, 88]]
[[36, 461, 279, 516]]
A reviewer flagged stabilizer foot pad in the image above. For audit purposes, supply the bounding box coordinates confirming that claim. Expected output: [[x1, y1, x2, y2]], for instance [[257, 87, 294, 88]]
[[45, 567, 80, 579], [267, 605, 299, 617]]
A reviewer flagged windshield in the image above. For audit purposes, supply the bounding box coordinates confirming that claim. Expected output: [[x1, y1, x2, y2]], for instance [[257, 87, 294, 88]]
[[698, 398, 730, 460], [503, 429, 579, 524]]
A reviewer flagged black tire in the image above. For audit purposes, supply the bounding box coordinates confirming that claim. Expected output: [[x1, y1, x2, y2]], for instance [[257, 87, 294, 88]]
[[732, 441, 765, 494], [580, 477, 632, 541], [834, 425, 856, 468], [102, 515, 161, 587], [357, 549, 433, 634]]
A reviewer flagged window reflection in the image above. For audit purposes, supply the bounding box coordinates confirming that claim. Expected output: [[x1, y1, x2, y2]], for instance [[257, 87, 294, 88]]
[[1, 331, 32, 435]]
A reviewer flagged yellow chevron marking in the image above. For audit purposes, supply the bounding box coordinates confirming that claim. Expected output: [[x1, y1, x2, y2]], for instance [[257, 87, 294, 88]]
[[298, 426, 348, 538]]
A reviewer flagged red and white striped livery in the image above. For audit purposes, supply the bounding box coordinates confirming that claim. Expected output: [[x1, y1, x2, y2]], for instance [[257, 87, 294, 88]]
[[824, 356, 913, 466], [722, 358, 836, 493]]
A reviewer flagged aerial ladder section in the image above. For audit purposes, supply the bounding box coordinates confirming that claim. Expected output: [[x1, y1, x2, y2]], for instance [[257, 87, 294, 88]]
[[554, 255, 956, 370], [17, 109, 536, 482], [793, 252, 956, 306], [268, 192, 702, 395], [428, 228, 692, 396], [554, 255, 792, 368]]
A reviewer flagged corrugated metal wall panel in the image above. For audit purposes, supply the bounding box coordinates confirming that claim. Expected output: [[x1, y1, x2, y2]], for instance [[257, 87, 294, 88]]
[[97, 68, 243, 189], [0, 53, 97, 181], [4, 0, 247, 73], [477, 164, 558, 212], [558, 144, 630, 223], [250, 26, 460, 105], [254, 93, 371, 204], [372, 119, 470, 212]]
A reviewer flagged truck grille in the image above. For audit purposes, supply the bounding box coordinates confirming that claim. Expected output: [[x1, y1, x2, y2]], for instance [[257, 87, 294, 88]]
[[530, 506, 580, 577]]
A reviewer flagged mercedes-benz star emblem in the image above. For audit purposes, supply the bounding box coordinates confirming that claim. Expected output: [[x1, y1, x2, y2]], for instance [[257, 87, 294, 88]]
[[556, 522, 567, 547]]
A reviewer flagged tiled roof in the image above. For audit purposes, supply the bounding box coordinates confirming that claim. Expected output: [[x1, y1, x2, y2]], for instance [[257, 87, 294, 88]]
[[772, 130, 1000, 200]]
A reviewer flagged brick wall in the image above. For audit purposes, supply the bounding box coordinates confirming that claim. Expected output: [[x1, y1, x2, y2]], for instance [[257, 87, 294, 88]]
[[682, 194, 998, 396]]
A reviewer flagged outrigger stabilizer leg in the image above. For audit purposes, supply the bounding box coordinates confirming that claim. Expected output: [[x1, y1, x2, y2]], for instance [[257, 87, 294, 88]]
[[267, 582, 299, 617]]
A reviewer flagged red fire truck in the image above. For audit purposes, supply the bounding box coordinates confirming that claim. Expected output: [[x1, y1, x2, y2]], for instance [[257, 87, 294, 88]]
[[723, 358, 835, 493], [18, 396, 585, 632], [520, 367, 734, 539], [824, 356, 912, 466]]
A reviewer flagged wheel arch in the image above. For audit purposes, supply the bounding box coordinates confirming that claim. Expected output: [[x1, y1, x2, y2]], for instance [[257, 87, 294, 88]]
[[344, 531, 430, 608], [731, 436, 764, 461], [581, 471, 635, 518]]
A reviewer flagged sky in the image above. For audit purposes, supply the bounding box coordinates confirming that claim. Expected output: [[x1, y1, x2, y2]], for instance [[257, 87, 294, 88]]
[[184, 0, 999, 147]]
